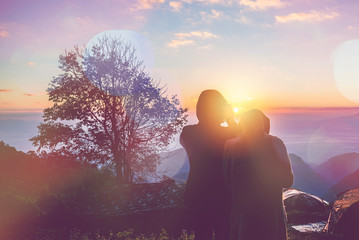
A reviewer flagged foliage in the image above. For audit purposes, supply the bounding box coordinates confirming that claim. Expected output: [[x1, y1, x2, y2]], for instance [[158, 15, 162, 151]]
[[31, 35, 187, 183], [0, 141, 115, 239]]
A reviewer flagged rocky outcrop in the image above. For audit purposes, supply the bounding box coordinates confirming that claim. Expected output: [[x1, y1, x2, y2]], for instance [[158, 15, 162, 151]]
[[324, 188, 359, 239], [284, 189, 329, 211], [283, 189, 329, 224]]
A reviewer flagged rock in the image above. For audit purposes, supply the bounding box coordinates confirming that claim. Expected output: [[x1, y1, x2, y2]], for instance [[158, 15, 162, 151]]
[[291, 221, 327, 233], [284, 189, 329, 212], [283, 189, 329, 224], [324, 188, 359, 239]]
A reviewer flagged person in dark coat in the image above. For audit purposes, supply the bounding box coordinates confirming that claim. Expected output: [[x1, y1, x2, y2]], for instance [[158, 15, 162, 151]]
[[223, 109, 293, 240], [180, 89, 237, 240]]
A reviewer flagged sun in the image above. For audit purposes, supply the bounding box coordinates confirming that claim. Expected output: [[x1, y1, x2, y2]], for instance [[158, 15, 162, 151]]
[[233, 107, 239, 113]]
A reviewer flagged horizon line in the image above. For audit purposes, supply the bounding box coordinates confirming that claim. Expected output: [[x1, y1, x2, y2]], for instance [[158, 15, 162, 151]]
[[267, 106, 359, 111], [1, 106, 359, 114]]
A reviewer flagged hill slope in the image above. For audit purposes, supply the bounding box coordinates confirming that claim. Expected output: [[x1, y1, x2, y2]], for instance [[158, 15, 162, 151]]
[[289, 154, 331, 198], [325, 169, 359, 201], [315, 153, 359, 184]]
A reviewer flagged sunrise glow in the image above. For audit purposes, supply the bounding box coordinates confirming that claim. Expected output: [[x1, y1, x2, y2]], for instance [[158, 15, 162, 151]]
[[1, 1, 359, 112]]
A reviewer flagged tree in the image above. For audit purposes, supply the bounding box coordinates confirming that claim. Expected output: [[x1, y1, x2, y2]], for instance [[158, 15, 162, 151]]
[[31, 35, 187, 184]]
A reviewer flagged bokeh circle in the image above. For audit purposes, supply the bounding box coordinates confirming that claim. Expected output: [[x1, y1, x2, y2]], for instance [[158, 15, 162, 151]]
[[332, 39, 359, 104]]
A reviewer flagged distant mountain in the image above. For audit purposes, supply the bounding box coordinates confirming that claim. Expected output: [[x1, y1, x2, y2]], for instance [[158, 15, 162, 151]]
[[315, 152, 359, 184], [325, 169, 359, 201], [289, 154, 332, 198], [158, 148, 189, 183], [159, 150, 339, 194]]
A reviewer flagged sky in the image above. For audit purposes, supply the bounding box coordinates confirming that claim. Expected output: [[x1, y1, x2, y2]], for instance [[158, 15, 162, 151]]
[[1, 0, 359, 113]]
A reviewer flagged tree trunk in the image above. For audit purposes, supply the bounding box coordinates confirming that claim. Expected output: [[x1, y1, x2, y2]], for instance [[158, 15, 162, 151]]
[[124, 161, 131, 184], [115, 158, 125, 184]]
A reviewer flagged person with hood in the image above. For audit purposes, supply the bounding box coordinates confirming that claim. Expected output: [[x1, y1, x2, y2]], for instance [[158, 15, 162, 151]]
[[223, 109, 293, 240]]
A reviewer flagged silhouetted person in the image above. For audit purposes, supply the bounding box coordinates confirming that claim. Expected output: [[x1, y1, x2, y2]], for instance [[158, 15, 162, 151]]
[[223, 109, 293, 240], [180, 89, 237, 240]]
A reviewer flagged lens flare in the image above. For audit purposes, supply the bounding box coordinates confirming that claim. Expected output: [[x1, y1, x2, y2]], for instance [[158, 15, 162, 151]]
[[85, 30, 155, 87], [332, 39, 359, 104]]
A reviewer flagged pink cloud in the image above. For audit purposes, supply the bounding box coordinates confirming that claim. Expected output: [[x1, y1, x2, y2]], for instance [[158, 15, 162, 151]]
[[0, 89, 12, 92], [0, 26, 9, 37], [240, 0, 285, 11], [183, 0, 230, 4], [169, 1, 183, 12], [0, 102, 15, 106], [0, 30, 9, 37], [276, 10, 339, 23], [23, 93, 35, 96], [134, 0, 165, 10], [175, 31, 220, 39], [167, 39, 195, 48], [170, 30, 220, 49]]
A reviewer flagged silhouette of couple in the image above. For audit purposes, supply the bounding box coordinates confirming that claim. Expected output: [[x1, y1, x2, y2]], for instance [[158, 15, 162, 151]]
[[180, 90, 294, 240]]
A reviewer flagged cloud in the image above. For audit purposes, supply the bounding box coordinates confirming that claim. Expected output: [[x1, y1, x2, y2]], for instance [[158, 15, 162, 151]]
[[169, 30, 219, 49], [27, 62, 35, 66], [0, 26, 9, 37], [199, 9, 224, 22], [134, 0, 165, 10], [0, 30, 9, 37], [175, 31, 220, 39], [182, 0, 229, 4], [0, 102, 15, 106], [240, 0, 285, 10], [210, 9, 223, 18], [275, 10, 339, 23], [75, 17, 88, 25], [191, 31, 220, 38], [197, 44, 213, 50], [174, 32, 192, 38], [23, 93, 35, 96], [0, 89, 12, 93], [235, 15, 251, 24], [169, 1, 183, 12], [167, 39, 195, 48]]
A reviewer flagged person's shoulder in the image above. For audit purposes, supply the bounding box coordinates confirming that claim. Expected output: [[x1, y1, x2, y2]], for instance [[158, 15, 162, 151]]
[[267, 134, 284, 144], [180, 124, 198, 137], [267, 134, 287, 153], [182, 124, 198, 132]]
